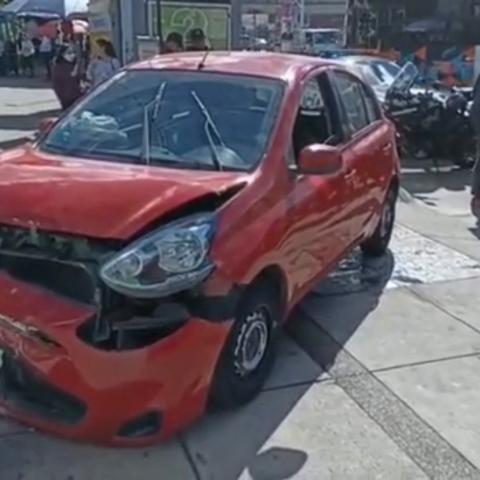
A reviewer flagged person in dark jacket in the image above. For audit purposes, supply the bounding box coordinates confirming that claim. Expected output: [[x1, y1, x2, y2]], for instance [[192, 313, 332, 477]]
[[51, 45, 82, 111], [470, 75, 480, 219], [5, 40, 18, 76], [164, 32, 183, 53], [186, 28, 208, 51]]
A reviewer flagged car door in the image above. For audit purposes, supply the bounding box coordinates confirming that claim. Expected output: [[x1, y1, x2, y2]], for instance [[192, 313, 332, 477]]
[[330, 69, 391, 242], [283, 71, 351, 301]]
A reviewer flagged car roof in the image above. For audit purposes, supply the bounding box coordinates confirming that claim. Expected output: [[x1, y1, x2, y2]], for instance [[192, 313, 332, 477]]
[[129, 51, 335, 82]]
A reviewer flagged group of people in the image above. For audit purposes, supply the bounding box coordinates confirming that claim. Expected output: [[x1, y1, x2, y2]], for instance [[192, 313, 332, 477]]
[[51, 28, 209, 111], [51, 37, 120, 110], [0, 35, 42, 77], [163, 28, 208, 53]]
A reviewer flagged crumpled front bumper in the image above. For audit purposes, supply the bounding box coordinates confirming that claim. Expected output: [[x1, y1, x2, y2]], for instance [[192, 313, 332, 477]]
[[0, 272, 231, 446]]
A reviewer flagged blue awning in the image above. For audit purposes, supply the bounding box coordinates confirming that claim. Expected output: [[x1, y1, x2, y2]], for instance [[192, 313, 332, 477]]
[[1, 0, 88, 18]]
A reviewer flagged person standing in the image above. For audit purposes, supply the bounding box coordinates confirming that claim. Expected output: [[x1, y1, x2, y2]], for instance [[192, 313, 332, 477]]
[[163, 32, 184, 53], [19, 35, 35, 77], [86, 39, 120, 89], [186, 29, 208, 51], [51, 45, 82, 111], [470, 74, 480, 219], [5, 40, 18, 76], [39, 35, 53, 79], [0, 39, 5, 76]]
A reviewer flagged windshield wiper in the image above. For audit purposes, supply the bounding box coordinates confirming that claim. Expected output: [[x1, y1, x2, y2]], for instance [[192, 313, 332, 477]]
[[141, 81, 167, 165], [190, 90, 225, 171]]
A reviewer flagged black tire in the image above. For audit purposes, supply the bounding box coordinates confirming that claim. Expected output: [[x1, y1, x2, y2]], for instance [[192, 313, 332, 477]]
[[362, 185, 398, 257], [209, 281, 281, 409]]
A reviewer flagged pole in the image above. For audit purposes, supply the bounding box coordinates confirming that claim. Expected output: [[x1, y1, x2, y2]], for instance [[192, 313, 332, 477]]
[[156, 0, 163, 53]]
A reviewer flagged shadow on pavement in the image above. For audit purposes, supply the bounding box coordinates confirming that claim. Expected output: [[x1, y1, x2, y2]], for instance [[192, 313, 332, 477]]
[[288, 252, 395, 373], [248, 447, 308, 479]]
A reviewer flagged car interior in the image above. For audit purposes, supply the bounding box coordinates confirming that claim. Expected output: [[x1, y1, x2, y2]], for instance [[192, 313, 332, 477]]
[[291, 73, 343, 162]]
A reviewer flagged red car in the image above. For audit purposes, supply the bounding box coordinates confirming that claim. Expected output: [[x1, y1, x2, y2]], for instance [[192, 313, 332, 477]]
[[0, 52, 399, 446]]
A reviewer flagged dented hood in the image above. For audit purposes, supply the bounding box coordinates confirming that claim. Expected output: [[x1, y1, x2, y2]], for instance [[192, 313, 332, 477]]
[[0, 147, 248, 239]]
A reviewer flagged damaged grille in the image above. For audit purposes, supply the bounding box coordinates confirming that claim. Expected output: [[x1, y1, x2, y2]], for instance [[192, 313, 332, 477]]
[[0, 348, 87, 425], [0, 225, 189, 351], [0, 224, 118, 305]]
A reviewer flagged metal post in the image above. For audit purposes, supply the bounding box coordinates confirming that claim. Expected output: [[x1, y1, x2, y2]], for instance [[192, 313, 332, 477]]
[[156, 0, 163, 52], [298, 0, 305, 29]]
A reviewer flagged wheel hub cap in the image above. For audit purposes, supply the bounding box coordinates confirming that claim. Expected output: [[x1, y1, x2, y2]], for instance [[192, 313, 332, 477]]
[[234, 309, 269, 377]]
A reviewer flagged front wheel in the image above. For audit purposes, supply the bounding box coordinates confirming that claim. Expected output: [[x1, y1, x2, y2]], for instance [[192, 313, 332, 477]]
[[362, 185, 398, 257], [209, 282, 281, 409]]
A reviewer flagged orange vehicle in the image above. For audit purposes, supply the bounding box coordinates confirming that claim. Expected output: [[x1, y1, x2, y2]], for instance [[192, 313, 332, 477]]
[[0, 52, 400, 446]]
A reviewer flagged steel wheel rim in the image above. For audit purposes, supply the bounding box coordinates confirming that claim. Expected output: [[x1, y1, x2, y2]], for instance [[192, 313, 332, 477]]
[[234, 308, 270, 378]]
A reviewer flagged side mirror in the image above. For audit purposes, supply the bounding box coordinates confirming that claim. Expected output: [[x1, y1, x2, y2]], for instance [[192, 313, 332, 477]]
[[38, 117, 57, 135], [297, 144, 343, 175]]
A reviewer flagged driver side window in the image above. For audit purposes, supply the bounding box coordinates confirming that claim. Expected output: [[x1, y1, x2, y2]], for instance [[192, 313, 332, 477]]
[[288, 73, 342, 166]]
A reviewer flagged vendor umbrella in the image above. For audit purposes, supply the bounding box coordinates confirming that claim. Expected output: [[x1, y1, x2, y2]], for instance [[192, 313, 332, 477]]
[[1, 0, 88, 19]]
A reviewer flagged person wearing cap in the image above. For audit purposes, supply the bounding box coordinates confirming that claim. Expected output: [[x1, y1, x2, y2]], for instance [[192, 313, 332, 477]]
[[186, 28, 208, 51]]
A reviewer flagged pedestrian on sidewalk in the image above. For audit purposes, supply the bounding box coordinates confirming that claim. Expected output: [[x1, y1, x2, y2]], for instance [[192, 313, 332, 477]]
[[470, 74, 480, 219], [0, 39, 5, 76], [19, 35, 35, 77], [51, 45, 82, 111], [39, 35, 53, 79], [5, 40, 18, 76], [86, 39, 120, 89]]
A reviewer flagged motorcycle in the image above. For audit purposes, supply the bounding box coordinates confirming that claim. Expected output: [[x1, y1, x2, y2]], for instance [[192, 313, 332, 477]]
[[384, 63, 475, 169]]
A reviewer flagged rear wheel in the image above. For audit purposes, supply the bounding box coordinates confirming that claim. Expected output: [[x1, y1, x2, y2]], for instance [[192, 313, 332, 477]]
[[362, 185, 398, 257], [209, 282, 281, 409]]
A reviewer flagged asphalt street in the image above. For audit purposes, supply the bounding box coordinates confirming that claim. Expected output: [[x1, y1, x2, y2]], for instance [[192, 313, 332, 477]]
[[0, 79, 479, 480]]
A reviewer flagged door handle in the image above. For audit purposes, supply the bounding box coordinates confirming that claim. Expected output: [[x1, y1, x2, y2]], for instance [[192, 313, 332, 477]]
[[345, 169, 355, 181], [381, 142, 393, 155]]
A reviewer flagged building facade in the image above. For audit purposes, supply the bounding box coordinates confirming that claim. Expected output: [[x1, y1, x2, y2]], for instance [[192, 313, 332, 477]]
[[243, 0, 348, 29]]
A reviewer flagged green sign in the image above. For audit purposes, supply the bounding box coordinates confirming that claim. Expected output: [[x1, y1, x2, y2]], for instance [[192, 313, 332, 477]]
[[149, 1, 231, 50]]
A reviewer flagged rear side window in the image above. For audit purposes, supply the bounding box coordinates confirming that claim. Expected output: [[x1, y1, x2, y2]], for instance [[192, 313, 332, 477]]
[[333, 71, 370, 134]]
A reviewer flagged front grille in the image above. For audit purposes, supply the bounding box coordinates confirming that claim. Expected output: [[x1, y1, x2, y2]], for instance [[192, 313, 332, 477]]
[[0, 225, 120, 306], [0, 349, 86, 425], [0, 252, 97, 304]]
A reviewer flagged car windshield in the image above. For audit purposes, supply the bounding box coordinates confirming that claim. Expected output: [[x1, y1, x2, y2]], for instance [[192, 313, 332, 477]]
[[367, 61, 401, 85], [41, 70, 284, 171]]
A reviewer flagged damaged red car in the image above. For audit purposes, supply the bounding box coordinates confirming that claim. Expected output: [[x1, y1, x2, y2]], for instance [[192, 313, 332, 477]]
[[0, 52, 400, 446]]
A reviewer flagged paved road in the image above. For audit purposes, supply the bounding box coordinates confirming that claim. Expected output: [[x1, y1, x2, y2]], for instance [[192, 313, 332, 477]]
[[0, 83, 479, 479]]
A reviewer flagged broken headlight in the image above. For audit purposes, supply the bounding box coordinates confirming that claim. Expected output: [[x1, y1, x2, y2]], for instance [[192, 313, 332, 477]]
[[100, 214, 216, 298]]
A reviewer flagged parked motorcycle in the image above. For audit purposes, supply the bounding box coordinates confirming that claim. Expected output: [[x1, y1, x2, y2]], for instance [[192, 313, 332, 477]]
[[384, 63, 475, 169]]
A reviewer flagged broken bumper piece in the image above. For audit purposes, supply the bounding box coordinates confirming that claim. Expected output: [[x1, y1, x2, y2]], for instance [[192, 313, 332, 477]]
[[0, 272, 231, 446]]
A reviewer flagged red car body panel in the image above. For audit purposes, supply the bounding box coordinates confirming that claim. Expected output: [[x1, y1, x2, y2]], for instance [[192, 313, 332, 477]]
[[0, 52, 400, 445], [0, 147, 248, 239]]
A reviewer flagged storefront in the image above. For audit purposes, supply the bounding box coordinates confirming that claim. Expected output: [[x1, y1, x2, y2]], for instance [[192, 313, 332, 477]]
[[137, 0, 241, 60]]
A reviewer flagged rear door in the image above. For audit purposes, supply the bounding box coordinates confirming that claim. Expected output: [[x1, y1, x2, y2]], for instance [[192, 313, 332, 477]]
[[329, 69, 393, 242]]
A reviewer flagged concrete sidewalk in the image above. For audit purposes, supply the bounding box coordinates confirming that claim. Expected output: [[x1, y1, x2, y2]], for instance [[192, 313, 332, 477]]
[[0, 87, 479, 478], [0, 77, 59, 149]]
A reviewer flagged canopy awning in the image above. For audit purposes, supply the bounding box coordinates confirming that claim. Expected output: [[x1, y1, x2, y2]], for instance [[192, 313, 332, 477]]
[[1, 0, 88, 19]]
